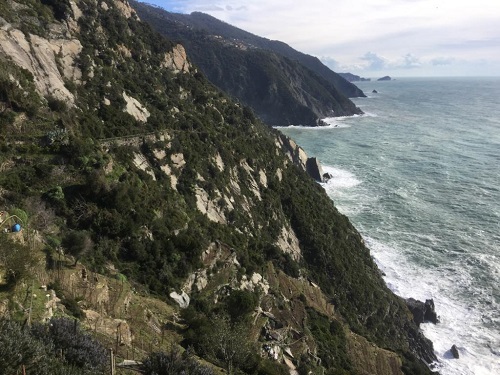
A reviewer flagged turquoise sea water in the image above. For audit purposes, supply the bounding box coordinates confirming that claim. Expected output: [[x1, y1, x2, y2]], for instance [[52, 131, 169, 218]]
[[279, 77, 500, 375]]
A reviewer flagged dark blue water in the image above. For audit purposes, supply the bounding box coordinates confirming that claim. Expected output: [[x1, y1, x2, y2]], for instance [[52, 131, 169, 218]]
[[279, 77, 500, 375]]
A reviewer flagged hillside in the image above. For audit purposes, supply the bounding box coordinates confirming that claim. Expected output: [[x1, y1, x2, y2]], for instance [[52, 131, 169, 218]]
[[131, 2, 364, 126], [0, 1, 434, 374]]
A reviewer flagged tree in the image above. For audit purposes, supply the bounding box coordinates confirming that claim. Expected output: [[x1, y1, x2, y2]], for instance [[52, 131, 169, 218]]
[[0, 236, 38, 287], [62, 231, 93, 266], [203, 315, 252, 375], [142, 348, 214, 375]]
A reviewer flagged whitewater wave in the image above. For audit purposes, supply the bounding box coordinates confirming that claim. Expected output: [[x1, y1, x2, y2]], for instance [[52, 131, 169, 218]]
[[318, 164, 500, 375], [274, 113, 377, 129], [364, 236, 500, 375], [322, 165, 361, 189]]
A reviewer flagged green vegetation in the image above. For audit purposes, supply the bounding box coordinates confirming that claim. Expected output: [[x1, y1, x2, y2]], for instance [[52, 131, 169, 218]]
[[0, 1, 434, 374], [0, 318, 108, 374], [142, 348, 215, 375], [306, 309, 352, 374]]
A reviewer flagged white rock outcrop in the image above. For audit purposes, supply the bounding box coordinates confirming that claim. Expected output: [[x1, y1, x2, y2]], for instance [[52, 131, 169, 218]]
[[195, 186, 227, 224], [123, 92, 150, 122], [275, 225, 301, 261], [113, 0, 137, 19], [170, 153, 186, 169], [0, 25, 81, 104], [240, 273, 270, 295], [169, 291, 190, 308], [161, 44, 190, 73], [132, 152, 155, 180]]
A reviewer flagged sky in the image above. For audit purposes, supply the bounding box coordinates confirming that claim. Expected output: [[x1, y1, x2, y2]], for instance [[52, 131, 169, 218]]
[[140, 0, 500, 78]]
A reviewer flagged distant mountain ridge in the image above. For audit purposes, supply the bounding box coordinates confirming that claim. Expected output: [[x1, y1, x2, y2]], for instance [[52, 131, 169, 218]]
[[132, 2, 364, 126], [164, 10, 366, 99], [339, 72, 371, 82]]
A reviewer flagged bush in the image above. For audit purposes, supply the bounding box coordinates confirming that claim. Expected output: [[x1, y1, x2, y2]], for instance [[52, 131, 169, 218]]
[[32, 317, 108, 372], [225, 289, 258, 321], [62, 230, 93, 266], [142, 348, 214, 375], [0, 236, 38, 287], [306, 309, 352, 373], [0, 318, 104, 375]]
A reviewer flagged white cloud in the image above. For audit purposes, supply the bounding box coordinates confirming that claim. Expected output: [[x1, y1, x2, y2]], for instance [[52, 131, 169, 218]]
[[145, 0, 500, 76], [431, 57, 455, 66], [361, 52, 388, 71]]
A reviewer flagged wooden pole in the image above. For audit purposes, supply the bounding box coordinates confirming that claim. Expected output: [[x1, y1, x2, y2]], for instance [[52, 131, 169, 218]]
[[27, 280, 34, 327], [109, 348, 115, 375]]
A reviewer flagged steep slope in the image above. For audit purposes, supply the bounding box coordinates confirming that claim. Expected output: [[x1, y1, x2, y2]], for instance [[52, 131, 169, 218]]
[[131, 1, 363, 126], [139, 8, 366, 99], [0, 1, 434, 374]]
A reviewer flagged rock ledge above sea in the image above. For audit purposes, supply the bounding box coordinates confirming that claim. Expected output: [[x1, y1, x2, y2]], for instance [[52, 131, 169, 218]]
[[406, 298, 439, 326]]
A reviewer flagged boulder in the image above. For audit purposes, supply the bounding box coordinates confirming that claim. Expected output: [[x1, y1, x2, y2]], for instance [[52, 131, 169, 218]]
[[450, 344, 459, 359], [406, 298, 439, 326], [424, 299, 439, 324], [169, 291, 190, 308], [322, 172, 333, 183], [406, 298, 425, 326]]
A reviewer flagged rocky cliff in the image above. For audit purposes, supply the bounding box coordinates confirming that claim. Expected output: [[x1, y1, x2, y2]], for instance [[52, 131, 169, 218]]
[[0, 1, 435, 374], [131, 1, 364, 127]]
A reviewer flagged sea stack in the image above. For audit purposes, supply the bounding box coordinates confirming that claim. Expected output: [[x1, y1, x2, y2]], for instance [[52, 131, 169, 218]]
[[377, 76, 392, 81]]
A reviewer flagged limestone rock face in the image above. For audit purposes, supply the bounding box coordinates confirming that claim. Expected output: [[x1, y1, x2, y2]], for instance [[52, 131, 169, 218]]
[[170, 291, 190, 308], [0, 24, 81, 104], [195, 186, 228, 224], [161, 44, 191, 73], [112, 0, 137, 19], [277, 134, 308, 171], [275, 225, 301, 261], [122, 92, 150, 122], [132, 152, 155, 180]]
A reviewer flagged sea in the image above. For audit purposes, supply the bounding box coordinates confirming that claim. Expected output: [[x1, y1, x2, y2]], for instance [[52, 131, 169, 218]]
[[278, 77, 500, 375]]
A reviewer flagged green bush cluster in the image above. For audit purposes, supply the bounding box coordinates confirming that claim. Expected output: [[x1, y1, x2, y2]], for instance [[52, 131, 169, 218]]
[[306, 309, 352, 374], [0, 318, 108, 375], [142, 348, 214, 375]]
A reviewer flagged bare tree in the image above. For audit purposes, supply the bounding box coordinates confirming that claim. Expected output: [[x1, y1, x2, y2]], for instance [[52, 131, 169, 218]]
[[204, 315, 252, 375], [24, 196, 56, 232]]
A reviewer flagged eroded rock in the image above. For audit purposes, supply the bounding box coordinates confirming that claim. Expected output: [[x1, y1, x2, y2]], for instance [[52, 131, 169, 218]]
[[170, 291, 190, 308]]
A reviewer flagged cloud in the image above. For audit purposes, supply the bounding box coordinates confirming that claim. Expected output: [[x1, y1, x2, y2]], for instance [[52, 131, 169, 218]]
[[355, 52, 421, 72], [401, 53, 421, 69], [320, 56, 341, 71], [431, 57, 455, 66], [225, 5, 247, 11], [146, 0, 500, 76], [360, 52, 388, 71]]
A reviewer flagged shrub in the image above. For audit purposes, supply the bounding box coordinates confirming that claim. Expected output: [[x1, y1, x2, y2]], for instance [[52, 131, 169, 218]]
[[31, 317, 108, 372], [0, 318, 103, 375], [142, 348, 214, 375], [225, 289, 258, 322], [62, 230, 93, 266]]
